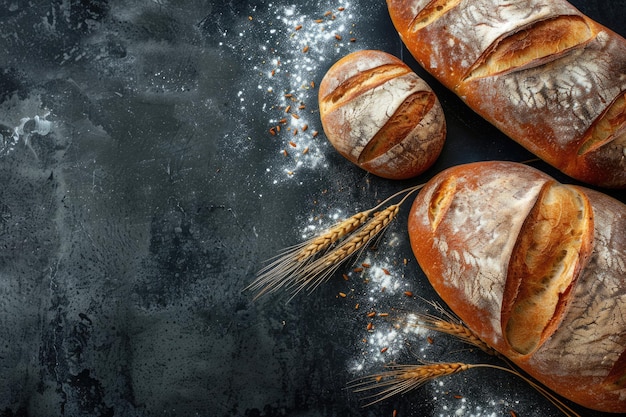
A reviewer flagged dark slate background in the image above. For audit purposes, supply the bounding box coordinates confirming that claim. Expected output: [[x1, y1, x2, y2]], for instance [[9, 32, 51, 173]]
[[0, 1, 624, 417]]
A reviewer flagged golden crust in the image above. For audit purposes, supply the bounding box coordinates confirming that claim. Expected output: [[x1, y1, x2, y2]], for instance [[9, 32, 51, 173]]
[[408, 161, 626, 412], [319, 50, 446, 179], [387, 0, 626, 187]]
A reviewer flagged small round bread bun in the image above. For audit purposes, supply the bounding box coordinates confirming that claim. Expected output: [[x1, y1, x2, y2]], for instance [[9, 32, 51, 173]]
[[319, 50, 446, 179]]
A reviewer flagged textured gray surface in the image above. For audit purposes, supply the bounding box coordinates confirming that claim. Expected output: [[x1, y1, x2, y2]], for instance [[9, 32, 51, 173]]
[[0, 1, 624, 416]]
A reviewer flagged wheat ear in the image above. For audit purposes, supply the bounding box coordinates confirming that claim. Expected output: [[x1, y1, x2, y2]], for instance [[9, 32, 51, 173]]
[[295, 210, 371, 261], [413, 299, 498, 356], [349, 361, 582, 417], [244, 210, 371, 299], [292, 203, 401, 295], [348, 361, 472, 406], [246, 183, 424, 299]]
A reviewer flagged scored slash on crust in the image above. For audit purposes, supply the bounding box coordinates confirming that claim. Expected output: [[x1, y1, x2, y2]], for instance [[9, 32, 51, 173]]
[[502, 181, 594, 356], [577, 91, 626, 156], [463, 16, 593, 82], [408, 0, 462, 33], [358, 91, 436, 164], [319, 64, 411, 115]]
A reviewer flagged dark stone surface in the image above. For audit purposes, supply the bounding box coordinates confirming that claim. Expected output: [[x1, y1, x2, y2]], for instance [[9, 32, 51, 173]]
[[0, 1, 624, 416]]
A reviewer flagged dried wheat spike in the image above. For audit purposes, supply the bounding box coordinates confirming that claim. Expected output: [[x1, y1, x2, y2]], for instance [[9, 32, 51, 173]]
[[321, 204, 399, 267], [349, 362, 472, 406], [414, 300, 498, 356], [349, 360, 582, 417], [295, 210, 371, 262], [293, 204, 400, 294], [350, 358, 582, 417], [246, 183, 424, 300], [244, 209, 372, 299]]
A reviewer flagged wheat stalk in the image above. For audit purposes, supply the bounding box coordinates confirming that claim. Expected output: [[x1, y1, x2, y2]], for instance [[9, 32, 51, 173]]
[[244, 210, 371, 299], [246, 183, 424, 299], [290, 204, 401, 295], [348, 361, 472, 406], [413, 299, 498, 356], [349, 361, 582, 417]]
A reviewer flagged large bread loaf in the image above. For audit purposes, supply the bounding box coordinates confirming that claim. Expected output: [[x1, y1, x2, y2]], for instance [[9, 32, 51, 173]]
[[408, 161, 626, 412], [387, 0, 626, 188]]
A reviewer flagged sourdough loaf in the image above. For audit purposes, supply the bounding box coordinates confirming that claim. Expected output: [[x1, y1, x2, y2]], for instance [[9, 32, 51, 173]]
[[408, 161, 626, 412], [387, 0, 626, 188], [319, 50, 446, 179]]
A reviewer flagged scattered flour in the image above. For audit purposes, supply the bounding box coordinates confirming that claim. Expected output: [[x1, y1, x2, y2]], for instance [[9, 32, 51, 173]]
[[221, 2, 360, 183]]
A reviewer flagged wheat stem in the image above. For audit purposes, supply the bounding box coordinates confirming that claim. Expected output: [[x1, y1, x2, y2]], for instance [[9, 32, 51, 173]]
[[351, 360, 582, 417], [483, 364, 583, 417], [246, 183, 424, 299]]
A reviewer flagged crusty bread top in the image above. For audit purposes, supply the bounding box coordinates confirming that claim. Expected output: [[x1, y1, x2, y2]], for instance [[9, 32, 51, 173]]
[[319, 50, 445, 179], [409, 161, 549, 350], [319, 51, 412, 116], [387, 0, 626, 187], [387, 0, 584, 90], [408, 161, 626, 411], [457, 31, 626, 187]]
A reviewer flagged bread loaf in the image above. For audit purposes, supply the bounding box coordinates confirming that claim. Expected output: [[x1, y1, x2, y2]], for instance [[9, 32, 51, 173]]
[[387, 0, 626, 188], [408, 161, 626, 413], [319, 50, 446, 180]]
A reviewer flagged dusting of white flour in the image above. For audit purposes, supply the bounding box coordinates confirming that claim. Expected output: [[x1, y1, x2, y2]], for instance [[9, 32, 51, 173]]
[[221, 3, 359, 184]]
